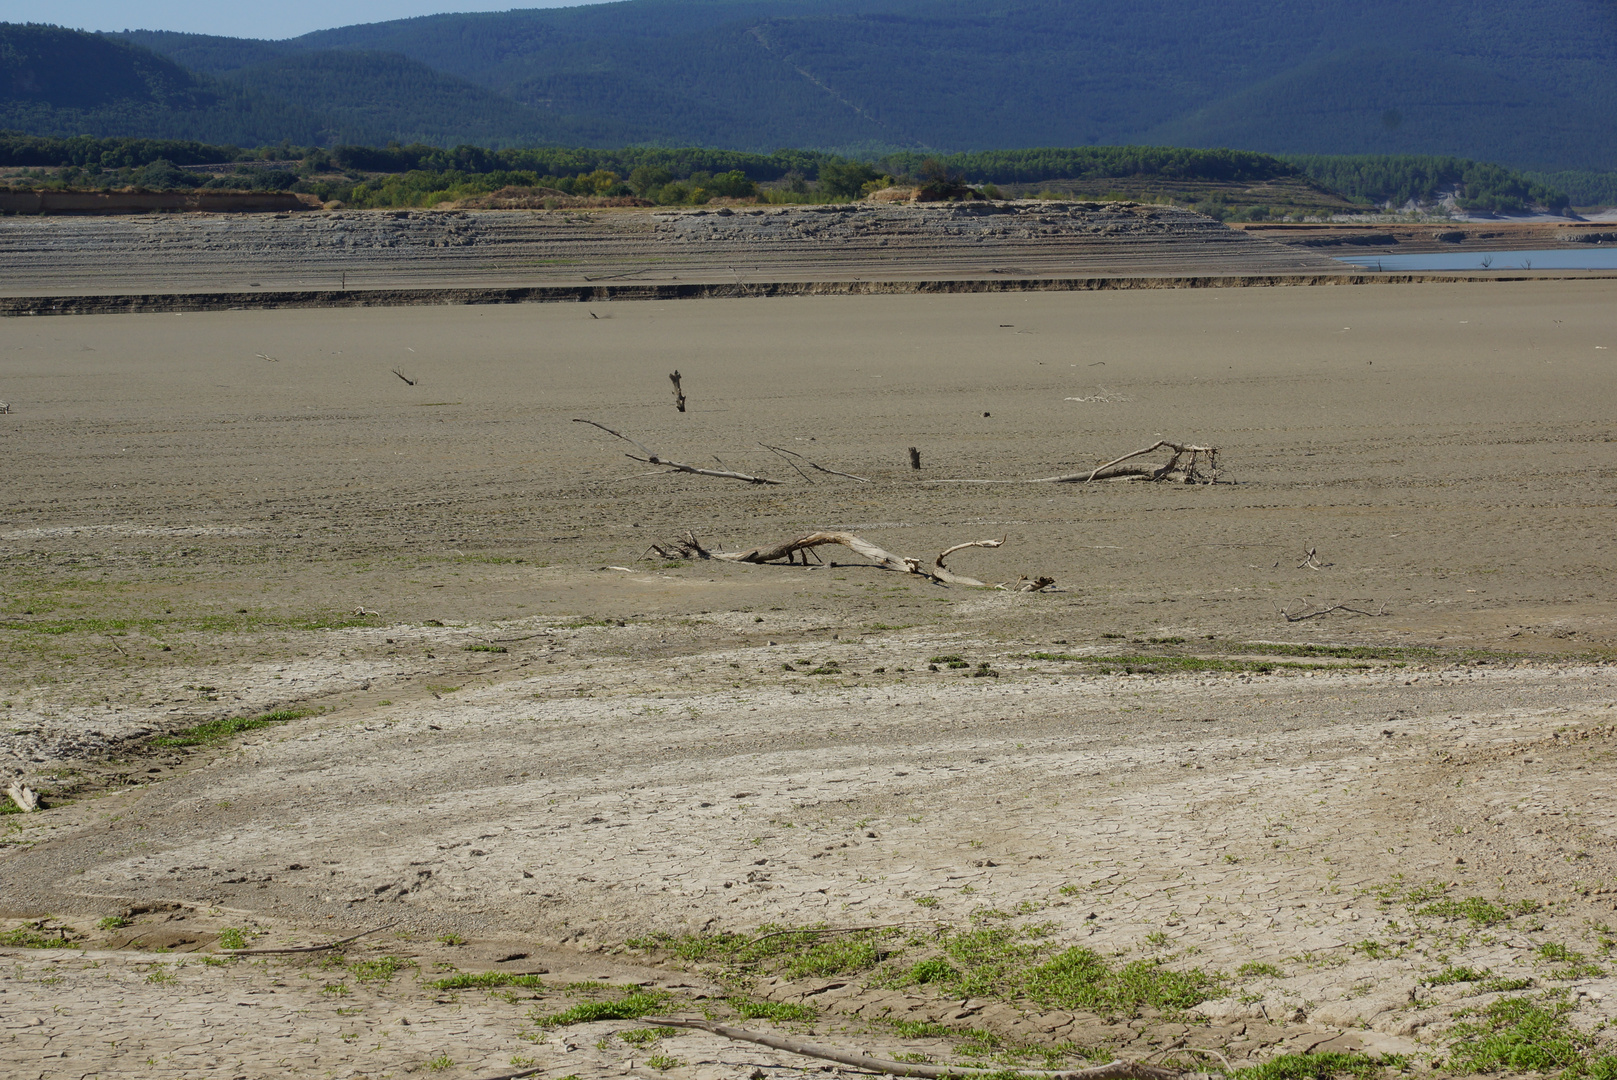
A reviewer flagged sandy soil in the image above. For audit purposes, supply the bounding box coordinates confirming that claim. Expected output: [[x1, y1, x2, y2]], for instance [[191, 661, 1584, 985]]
[[2, 280, 1617, 1079]]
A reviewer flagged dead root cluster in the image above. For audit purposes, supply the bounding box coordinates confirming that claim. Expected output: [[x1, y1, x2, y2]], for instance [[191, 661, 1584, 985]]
[[647, 530, 1055, 591]]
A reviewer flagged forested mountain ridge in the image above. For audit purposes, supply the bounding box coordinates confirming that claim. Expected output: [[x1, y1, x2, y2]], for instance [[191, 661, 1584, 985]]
[[0, 23, 328, 145], [8, 0, 1617, 170]]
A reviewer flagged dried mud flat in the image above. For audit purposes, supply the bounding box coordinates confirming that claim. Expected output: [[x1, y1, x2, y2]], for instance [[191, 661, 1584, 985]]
[[3, 280, 1617, 1080]]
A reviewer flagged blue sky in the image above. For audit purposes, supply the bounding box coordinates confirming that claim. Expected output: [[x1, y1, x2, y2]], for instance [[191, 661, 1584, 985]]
[[9, 1, 587, 40]]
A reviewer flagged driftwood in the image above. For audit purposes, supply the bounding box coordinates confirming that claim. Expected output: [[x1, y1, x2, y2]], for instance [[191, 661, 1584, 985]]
[[574, 419, 781, 485], [648, 531, 1045, 590], [760, 443, 871, 483], [909, 446, 922, 470], [937, 441, 1220, 485], [7, 782, 38, 812], [1277, 599, 1389, 622], [639, 1017, 1180, 1080], [391, 369, 417, 386], [669, 369, 687, 412], [224, 920, 397, 955]]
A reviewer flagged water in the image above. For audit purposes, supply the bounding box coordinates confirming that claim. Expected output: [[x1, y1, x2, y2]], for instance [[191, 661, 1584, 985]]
[[1334, 248, 1617, 271]]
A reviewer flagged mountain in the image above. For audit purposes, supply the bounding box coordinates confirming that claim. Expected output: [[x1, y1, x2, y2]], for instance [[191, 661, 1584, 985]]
[[0, 23, 326, 145], [227, 51, 589, 147], [8, 0, 1616, 170]]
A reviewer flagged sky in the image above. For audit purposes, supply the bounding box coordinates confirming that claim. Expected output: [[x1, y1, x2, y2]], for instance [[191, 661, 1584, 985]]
[[3, 0, 588, 40]]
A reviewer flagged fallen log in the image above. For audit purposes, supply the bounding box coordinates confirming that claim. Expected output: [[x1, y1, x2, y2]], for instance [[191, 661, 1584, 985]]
[[574, 419, 781, 485], [640, 1017, 1180, 1080], [649, 530, 1044, 590]]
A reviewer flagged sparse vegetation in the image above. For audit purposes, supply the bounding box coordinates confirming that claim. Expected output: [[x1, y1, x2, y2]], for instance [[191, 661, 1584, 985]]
[[1417, 896, 1541, 927], [0, 922, 76, 948], [536, 989, 669, 1026], [216, 927, 251, 950], [152, 708, 314, 748], [1231, 1052, 1403, 1080], [1447, 994, 1617, 1077]]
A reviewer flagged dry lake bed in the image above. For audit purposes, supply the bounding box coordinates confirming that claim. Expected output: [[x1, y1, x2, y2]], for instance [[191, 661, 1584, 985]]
[[2, 278, 1616, 1079]]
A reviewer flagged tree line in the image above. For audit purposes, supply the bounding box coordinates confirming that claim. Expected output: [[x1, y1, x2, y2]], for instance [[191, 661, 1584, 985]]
[[1, 133, 1593, 213]]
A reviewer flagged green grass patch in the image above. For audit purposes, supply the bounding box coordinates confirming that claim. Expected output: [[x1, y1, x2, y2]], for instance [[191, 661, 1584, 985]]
[[431, 971, 546, 990], [348, 955, 414, 983], [0, 923, 76, 948], [1024, 947, 1224, 1016], [1447, 994, 1617, 1077], [537, 989, 668, 1026], [620, 1026, 678, 1047], [636, 920, 1223, 1020], [627, 925, 883, 980], [1538, 943, 1606, 979], [217, 927, 251, 950], [729, 998, 816, 1023], [1427, 965, 1490, 985], [1231, 1052, 1401, 1080], [1416, 896, 1541, 926], [151, 708, 314, 748], [1238, 962, 1286, 979], [463, 644, 508, 653]]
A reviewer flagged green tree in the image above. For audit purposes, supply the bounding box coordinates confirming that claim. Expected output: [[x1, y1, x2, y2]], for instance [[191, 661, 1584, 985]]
[[818, 159, 879, 199]]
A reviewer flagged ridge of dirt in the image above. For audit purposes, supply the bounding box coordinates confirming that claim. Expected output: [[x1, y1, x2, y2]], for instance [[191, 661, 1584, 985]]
[[0, 201, 1343, 298]]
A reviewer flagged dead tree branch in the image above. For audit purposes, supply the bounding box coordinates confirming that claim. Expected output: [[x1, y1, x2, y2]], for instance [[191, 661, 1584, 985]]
[[1276, 599, 1389, 622], [1296, 546, 1329, 571], [933, 440, 1220, 485], [669, 370, 686, 412], [648, 530, 1030, 588], [639, 1017, 1179, 1080], [1079, 440, 1218, 483], [391, 369, 417, 386], [936, 537, 1005, 575], [573, 419, 781, 485], [759, 443, 872, 483]]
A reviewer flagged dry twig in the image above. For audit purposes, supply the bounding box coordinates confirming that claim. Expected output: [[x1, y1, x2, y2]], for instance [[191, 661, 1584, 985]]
[[759, 443, 871, 483], [391, 369, 417, 386], [1276, 599, 1389, 622], [639, 1017, 1179, 1080], [574, 419, 781, 485], [669, 370, 686, 412]]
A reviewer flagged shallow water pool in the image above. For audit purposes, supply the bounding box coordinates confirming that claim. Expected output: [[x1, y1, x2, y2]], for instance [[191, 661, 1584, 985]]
[[1335, 247, 1617, 271]]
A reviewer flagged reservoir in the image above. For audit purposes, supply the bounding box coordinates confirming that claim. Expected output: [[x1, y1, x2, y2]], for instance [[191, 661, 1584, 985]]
[[1335, 247, 1617, 271]]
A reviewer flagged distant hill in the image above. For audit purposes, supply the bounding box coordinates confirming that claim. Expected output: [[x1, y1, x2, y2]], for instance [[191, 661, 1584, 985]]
[[0, 24, 326, 145], [227, 51, 589, 147], [7, 0, 1617, 170]]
